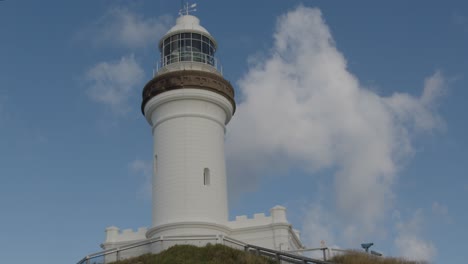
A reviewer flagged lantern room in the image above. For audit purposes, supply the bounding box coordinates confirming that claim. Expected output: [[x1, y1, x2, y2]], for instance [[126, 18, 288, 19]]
[[158, 15, 218, 70]]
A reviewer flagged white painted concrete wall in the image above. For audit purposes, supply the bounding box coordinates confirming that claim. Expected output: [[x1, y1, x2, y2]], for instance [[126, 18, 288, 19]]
[[103, 206, 302, 252], [228, 206, 302, 251], [144, 89, 234, 232], [104, 226, 148, 244]]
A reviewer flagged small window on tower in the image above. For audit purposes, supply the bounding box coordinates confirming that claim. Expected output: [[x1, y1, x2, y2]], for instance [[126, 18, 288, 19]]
[[203, 168, 210, 186], [154, 155, 158, 175]]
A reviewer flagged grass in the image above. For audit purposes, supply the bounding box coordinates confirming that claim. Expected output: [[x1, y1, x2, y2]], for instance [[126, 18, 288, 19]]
[[330, 251, 428, 264], [108, 244, 429, 264], [110, 244, 277, 264]]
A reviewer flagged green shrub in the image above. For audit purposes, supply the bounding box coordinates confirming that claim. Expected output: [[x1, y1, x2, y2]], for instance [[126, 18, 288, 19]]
[[110, 244, 276, 264]]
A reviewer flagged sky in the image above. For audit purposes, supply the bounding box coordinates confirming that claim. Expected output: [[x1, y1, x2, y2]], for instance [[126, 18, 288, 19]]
[[0, 0, 467, 263]]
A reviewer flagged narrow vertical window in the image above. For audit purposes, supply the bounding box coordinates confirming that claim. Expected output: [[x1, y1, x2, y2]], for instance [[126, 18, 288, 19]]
[[203, 168, 210, 186], [154, 155, 158, 176]]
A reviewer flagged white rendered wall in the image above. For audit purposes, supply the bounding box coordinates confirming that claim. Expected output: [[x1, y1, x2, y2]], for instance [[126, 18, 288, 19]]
[[103, 226, 148, 244], [228, 206, 303, 251], [102, 206, 303, 258], [144, 89, 233, 231]]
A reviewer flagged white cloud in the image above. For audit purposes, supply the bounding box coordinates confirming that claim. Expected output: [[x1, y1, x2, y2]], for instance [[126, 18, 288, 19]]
[[300, 203, 336, 248], [385, 72, 445, 132], [86, 7, 172, 49], [129, 159, 152, 199], [85, 55, 144, 113], [226, 6, 445, 244], [394, 210, 436, 261]]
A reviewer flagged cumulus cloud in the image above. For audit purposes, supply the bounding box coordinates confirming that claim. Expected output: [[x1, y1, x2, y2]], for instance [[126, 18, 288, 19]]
[[129, 159, 152, 199], [300, 203, 336, 248], [394, 210, 436, 261], [81, 7, 172, 115], [85, 55, 144, 113], [85, 7, 172, 49], [226, 5, 445, 245]]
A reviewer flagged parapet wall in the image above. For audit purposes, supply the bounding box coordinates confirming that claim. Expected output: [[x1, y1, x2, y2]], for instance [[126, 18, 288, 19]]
[[101, 205, 302, 252], [228, 205, 288, 229], [226, 205, 302, 251], [104, 226, 148, 244]]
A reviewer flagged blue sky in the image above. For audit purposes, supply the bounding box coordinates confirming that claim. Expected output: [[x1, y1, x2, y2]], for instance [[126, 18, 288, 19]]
[[0, 1, 467, 263]]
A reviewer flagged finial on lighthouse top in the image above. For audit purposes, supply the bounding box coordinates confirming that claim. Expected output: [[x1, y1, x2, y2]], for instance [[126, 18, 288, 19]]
[[179, 2, 197, 16], [164, 2, 210, 36]]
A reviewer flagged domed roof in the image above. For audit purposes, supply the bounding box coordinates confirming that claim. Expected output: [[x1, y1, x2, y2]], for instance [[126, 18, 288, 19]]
[[166, 15, 210, 35], [159, 14, 217, 49]]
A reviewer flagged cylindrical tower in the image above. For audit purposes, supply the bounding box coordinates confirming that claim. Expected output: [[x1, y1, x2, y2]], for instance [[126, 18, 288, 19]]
[[141, 14, 235, 238]]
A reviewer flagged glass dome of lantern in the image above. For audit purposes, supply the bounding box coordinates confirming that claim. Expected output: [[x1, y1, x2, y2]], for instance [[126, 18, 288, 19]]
[[157, 12, 221, 75]]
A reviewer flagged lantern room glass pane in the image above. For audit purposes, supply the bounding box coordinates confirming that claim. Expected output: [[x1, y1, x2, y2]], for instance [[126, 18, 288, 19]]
[[164, 44, 170, 57], [182, 39, 191, 49], [192, 40, 201, 52], [171, 40, 179, 53], [161, 33, 217, 67]]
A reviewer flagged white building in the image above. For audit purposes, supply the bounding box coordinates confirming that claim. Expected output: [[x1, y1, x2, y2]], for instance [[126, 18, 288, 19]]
[[101, 9, 303, 260]]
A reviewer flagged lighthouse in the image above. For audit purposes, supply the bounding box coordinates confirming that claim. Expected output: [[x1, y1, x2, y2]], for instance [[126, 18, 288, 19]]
[[141, 11, 235, 238], [100, 6, 303, 258]]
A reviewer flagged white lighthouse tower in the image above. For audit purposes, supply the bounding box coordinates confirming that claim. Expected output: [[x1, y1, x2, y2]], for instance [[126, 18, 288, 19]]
[[100, 6, 303, 259], [141, 10, 235, 238]]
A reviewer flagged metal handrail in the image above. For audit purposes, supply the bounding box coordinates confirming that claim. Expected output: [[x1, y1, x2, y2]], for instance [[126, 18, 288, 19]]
[[76, 235, 219, 264], [244, 244, 334, 264], [77, 235, 334, 264], [157, 51, 222, 73]]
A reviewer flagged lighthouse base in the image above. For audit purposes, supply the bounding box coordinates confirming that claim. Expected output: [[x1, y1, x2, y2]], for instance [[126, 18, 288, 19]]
[[100, 206, 303, 262], [146, 221, 231, 238]]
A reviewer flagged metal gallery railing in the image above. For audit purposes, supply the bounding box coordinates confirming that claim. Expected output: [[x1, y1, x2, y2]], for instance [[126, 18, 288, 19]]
[[155, 51, 223, 75], [76, 235, 334, 264]]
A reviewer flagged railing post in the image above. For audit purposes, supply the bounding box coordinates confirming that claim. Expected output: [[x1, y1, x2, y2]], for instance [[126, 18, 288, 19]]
[[217, 234, 224, 245], [275, 253, 280, 263], [116, 249, 120, 261], [85, 256, 90, 264]]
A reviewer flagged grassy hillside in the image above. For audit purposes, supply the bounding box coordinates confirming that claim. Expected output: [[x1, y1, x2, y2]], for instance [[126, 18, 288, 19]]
[[109, 244, 428, 264], [110, 244, 276, 264], [330, 251, 428, 264]]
